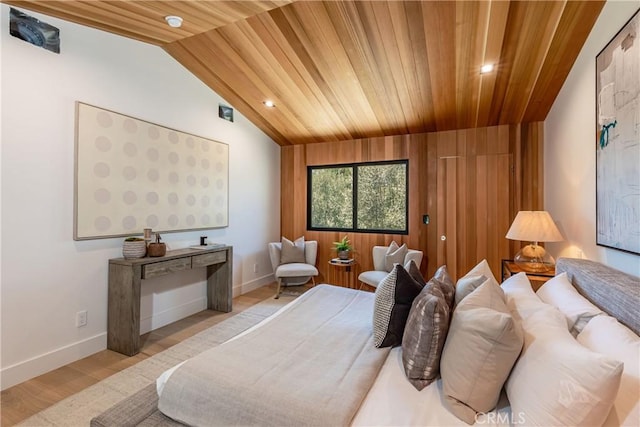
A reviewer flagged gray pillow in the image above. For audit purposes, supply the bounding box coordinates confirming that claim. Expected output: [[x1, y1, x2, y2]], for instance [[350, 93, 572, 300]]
[[401, 279, 450, 390], [454, 275, 487, 308], [454, 259, 498, 307], [373, 264, 424, 348], [280, 236, 305, 264]]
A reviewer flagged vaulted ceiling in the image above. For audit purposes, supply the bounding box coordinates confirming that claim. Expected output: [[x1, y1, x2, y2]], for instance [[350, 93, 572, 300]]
[[5, 1, 604, 145]]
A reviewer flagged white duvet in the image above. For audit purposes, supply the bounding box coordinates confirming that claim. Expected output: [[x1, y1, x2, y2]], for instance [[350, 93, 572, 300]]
[[157, 288, 511, 426]]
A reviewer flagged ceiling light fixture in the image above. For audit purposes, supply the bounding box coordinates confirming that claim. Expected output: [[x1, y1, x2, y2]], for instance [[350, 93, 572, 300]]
[[165, 16, 183, 28], [480, 64, 494, 74], [263, 100, 275, 108]]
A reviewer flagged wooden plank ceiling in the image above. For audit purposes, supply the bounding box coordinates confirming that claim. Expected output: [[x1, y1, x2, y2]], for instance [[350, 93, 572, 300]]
[[6, 1, 604, 146]]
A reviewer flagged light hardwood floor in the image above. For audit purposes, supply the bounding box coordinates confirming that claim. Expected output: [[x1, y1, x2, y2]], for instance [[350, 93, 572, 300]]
[[0, 283, 281, 427]]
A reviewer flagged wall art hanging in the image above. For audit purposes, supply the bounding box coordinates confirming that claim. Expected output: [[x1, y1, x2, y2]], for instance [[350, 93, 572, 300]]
[[595, 8, 639, 255], [74, 102, 229, 240]]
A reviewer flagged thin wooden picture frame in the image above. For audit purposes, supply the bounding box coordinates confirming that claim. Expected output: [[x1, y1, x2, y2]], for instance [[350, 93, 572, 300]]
[[74, 102, 229, 240]]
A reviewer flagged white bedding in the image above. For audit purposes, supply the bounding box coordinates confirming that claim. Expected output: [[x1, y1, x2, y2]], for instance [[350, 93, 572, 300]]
[[353, 347, 512, 427], [157, 286, 510, 426]]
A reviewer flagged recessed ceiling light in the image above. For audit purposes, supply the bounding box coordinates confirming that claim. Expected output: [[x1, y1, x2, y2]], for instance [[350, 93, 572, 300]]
[[263, 100, 275, 108], [480, 64, 494, 74], [165, 16, 183, 28]]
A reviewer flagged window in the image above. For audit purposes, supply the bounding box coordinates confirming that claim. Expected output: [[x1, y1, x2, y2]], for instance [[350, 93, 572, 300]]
[[307, 160, 408, 234]]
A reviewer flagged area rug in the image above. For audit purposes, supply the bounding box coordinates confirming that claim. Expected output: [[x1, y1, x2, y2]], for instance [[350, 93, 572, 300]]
[[18, 293, 298, 426]]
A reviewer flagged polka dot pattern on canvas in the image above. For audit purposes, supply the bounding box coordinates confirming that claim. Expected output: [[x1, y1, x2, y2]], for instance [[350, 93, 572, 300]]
[[123, 119, 137, 133], [94, 162, 110, 178], [123, 166, 137, 181], [95, 136, 112, 152], [76, 103, 229, 238]]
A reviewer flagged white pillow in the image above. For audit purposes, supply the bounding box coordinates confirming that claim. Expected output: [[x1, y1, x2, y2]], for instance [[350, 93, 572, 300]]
[[577, 315, 640, 427], [504, 281, 624, 427], [536, 272, 603, 334], [454, 259, 498, 306], [500, 272, 542, 317]]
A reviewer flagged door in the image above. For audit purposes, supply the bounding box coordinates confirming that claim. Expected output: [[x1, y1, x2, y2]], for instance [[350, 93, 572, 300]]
[[436, 154, 512, 280]]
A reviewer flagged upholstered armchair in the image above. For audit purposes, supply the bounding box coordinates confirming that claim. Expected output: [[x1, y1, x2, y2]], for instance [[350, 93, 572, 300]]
[[268, 240, 319, 298], [358, 245, 423, 289]]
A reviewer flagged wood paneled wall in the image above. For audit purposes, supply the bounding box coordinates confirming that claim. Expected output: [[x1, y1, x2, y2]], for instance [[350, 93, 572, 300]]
[[281, 122, 543, 282]]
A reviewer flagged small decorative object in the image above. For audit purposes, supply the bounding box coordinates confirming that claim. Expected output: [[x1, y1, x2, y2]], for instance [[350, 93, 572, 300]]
[[506, 211, 563, 272], [200, 235, 208, 246], [148, 233, 167, 257], [333, 235, 353, 260], [218, 104, 234, 122], [596, 9, 640, 255], [122, 237, 146, 259]]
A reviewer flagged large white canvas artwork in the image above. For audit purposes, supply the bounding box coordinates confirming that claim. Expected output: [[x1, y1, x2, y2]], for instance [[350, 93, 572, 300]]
[[595, 9, 640, 255], [74, 102, 229, 240]]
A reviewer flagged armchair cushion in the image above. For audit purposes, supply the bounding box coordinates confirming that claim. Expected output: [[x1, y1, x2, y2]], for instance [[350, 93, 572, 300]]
[[359, 270, 390, 288], [384, 241, 408, 272], [275, 263, 318, 278], [280, 236, 305, 264]]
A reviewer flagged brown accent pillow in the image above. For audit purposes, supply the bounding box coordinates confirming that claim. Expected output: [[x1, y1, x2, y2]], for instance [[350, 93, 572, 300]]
[[433, 265, 455, 310], [373, 264, 424, 348], [441, 280, 523, 424], [406, 260, 426, 286], [401, 280, 450, 390], [280, 236, 305, 264]]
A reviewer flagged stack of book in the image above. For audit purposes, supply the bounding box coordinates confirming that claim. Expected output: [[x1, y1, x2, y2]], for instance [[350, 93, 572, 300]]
[[331, 258, 354, 264]]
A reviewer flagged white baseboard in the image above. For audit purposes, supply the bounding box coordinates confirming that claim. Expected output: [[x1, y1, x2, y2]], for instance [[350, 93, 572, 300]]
[[1, 277, 275, 390], [233, 274, 275, 297], [140, 297, 207, 335], [1, 332, 106, 391]]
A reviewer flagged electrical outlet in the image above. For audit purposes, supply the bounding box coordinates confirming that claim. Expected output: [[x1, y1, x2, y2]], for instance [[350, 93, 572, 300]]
[[76, 310, 87, 327], [253, 263, 258, 273]]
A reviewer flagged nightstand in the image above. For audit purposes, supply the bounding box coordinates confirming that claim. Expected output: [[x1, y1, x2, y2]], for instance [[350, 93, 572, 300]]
[[327, 259, 358, 289], [501, 259, 555, 291]]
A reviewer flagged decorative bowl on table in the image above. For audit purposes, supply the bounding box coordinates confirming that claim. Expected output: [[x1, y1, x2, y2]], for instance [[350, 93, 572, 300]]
[[122, 237, 147, 259], [147, 242, 166, 257]]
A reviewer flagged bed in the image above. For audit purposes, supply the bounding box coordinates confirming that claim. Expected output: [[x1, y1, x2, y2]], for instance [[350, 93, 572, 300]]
[[91, 257, 639, 426]]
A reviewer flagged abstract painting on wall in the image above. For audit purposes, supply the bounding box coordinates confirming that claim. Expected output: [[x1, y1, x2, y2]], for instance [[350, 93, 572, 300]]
[[595, 8, 639, 255], [74, 102, 229, 240]]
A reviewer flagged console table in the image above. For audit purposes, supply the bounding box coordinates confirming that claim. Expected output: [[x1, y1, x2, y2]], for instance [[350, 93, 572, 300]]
[[107, 245, 233, 356]]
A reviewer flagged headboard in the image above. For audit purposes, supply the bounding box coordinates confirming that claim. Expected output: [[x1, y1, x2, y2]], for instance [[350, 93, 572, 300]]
[[556, 258, 640, 335]]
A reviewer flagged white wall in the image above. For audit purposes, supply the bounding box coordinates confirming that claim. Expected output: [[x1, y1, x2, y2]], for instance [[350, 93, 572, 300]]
[[545, 0, 640, 277], [0, 5, 281, 389]]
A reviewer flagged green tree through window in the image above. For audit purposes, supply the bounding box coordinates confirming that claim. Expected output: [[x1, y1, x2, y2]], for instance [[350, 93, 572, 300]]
[[307, 160, 408, 234]]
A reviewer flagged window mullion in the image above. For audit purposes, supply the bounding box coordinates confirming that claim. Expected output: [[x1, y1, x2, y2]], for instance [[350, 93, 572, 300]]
[[353, 165, 358, 232]]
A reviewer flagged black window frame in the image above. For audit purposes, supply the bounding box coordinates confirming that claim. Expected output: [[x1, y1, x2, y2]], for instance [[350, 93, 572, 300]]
[[306, 159, 409, 235]]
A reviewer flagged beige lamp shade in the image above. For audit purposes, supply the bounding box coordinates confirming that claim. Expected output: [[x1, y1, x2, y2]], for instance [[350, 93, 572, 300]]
[[506, 211, 563, 272], [506, 211, 563, 243]]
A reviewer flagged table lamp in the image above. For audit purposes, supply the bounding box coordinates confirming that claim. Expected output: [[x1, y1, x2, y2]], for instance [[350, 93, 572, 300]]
[[506, 211, 563, 273]]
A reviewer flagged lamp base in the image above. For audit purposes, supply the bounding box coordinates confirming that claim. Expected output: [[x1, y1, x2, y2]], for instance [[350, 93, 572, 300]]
[[514, 244, 555, 273]]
